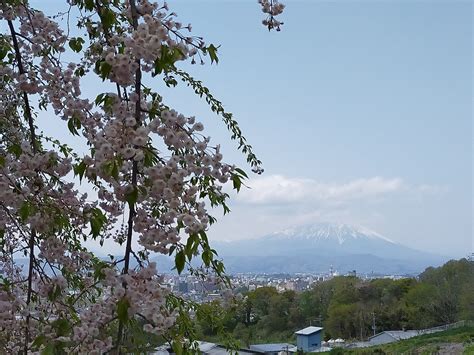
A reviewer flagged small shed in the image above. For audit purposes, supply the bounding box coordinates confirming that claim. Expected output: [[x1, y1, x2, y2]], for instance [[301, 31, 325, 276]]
[[368, 330, 420, 345], [295, 326, 323, 352]]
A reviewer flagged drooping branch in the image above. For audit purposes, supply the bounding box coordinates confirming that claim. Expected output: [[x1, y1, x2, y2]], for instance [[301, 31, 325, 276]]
[[7, 20, 37, 153], [7, 18, 39, 354]]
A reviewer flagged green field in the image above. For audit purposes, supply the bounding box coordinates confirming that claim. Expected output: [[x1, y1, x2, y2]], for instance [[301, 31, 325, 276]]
[[323, 326, 474, 355]]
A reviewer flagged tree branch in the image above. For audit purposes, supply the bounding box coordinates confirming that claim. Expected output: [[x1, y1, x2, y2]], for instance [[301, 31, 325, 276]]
[[7, 19, 39, 354], [116, 0, 142, 351]]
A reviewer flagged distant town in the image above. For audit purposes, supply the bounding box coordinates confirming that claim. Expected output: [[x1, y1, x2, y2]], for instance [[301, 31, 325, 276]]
[[163, 267, 416, 303]]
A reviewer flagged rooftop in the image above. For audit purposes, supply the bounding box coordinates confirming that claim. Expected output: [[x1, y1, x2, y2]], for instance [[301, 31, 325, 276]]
[[250, 343, 295, 352], [370, 330, 420, 341], [295, 326, 323, 336]]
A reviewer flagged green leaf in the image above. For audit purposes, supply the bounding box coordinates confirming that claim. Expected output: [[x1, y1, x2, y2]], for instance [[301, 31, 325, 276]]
[[31, 335, 47, 350], [142, 146, 160, 167], [232, 174, 242, 192], [234, 167, 248, 179], [93, 261, 107, 281], [74, 67, 85, 77], [175, 250, 185, 274], [185, 234, 199, 261], [111, 161, 119, 180], [102, 95, 115, 113], [52, 318, 70, 336], [96, 60, 112, 81], [7, 143, 22, 158], [172, 340, 183, 355], [40, 343, 55, 355], [90, 208, 107, 239], [153, 46, 182, 75], [168, 245, 176, 256], [90, 220, 101, 239], [202, 249, 213, 267], [67, 115, 81, 136], [125, 187, 138, 208], [101, 8, 116, 30], [102, 160, 119, 180], [68, 37, 85, 52], [84, 0, 94, 10], [206, 44, 219, 64], [95, 93, 105, 106], [73, 161, 87, 182], [199, 230, 209, 245], [0, 42, 11, 61], [19, 202, 32, 222], [164, 75, 178, 87], [117, 298, 129, 323]]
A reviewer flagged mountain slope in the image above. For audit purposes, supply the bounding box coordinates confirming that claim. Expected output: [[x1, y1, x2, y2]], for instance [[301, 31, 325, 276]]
[[212, 223, 447, 274]]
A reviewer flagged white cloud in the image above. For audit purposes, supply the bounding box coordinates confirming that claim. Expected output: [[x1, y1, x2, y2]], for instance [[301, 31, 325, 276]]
[[209, 174, 455, 254], [235, 175, 404, 204]]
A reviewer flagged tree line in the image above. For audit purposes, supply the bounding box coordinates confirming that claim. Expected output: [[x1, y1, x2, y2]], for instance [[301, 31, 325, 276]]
[[194, 258, 474, 346]]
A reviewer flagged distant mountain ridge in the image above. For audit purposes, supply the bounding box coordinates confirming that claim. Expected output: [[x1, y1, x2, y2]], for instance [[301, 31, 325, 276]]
[[211, 222, 448, 275], [272, 222, 394, 244]]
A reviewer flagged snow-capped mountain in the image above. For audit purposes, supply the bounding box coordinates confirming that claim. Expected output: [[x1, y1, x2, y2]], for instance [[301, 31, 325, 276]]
[[270, 222, 395, 244], [212, 222, 447, 274]]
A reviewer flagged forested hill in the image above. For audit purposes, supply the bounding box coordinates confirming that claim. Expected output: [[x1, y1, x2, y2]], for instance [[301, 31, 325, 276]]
[[195, 258, 474, 346]]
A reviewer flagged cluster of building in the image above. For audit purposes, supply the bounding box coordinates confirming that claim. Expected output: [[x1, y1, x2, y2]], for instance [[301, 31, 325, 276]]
[[152, 326, 328, 354], [162, 268, 413, 303], [152, 321, 470, 354], [162, 274, 223, 303]]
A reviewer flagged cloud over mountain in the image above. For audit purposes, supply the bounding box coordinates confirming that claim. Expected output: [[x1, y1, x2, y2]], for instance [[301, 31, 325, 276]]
[[235, 175, 405, 204], [208, 174, 456, 256]]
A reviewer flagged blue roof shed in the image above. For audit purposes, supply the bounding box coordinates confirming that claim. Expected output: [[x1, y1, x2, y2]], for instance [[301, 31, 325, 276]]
[[295, 326, 323, 352]]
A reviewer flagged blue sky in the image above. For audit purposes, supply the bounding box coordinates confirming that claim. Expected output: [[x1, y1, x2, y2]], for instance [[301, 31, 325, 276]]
[[161, 0, 472, 257], [32, 0, 472, 257]]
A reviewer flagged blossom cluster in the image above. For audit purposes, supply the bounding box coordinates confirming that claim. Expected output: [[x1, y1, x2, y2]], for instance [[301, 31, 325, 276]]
[[96, 0, 200, 85], [258, 0, 285, 31]]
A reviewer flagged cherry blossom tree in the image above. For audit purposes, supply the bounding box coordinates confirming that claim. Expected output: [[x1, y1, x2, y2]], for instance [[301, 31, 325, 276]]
[[0, 0, 284, 353]]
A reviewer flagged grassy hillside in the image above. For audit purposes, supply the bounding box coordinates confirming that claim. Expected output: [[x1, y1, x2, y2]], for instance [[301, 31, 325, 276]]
[[324, 326, 474, 354]]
